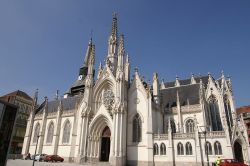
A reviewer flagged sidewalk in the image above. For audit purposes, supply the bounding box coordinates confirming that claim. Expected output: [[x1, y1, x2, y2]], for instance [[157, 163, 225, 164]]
[[6, 159, 110, 166]]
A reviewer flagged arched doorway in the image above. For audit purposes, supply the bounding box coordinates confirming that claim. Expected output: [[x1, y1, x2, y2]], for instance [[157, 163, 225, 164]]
[[100, 126, 111, 161], [234, 141, 243, 162]]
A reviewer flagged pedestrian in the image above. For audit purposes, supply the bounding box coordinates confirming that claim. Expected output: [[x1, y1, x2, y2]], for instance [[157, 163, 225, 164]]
[[215, 156, 221, 166]]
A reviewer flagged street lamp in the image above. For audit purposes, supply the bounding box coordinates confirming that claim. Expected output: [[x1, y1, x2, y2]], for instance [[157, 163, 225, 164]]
[[32, 135, 40, 166], [198, 126, 209, 166], [198, 131, 204, 166]]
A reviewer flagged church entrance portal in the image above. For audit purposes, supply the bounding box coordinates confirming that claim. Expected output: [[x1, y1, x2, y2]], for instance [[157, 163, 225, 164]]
[[234, 141, 243, 163], [100, 126, 111, 161]]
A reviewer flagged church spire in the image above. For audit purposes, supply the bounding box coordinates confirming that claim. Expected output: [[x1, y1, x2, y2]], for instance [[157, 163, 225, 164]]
[[79, 39, 93, 78], [84, 38, 93, 66], [117, 34, 125, 69], [107, 13, 118, 70], [111, 13, 118, 39]]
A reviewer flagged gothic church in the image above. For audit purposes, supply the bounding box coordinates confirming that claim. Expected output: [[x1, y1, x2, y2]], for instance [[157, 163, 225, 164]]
[[22, 14, 250, 166]]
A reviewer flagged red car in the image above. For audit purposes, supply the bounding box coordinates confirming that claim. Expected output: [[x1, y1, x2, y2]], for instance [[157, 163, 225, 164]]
[[44, 155, 64, 162], [219, 159, 247, 166]]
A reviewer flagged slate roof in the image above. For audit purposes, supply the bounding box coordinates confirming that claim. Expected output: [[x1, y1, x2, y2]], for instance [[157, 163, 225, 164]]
[[0, 90, 33, 101], [164, 76, 209, 88], [161, 84, 200, 108], [71, 78, 86, 89], [35, 95, 83, 115]]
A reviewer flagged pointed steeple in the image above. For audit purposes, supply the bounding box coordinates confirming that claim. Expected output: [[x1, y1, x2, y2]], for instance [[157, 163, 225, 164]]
[[221, 70, 225, 88], [126, 54, 129, 64], [124, 53, 130, 83], [153, 73, 160, 104], [111, 13, 118, 39], [55, 90, 59, 100], [117, 34, 125, 72], [79, 39, 93, 77], [118, 34, 125, 57], [83, 39, 93, 66], [44, 96, 48, 114], [175, 75, 180, 87], [221, 70, 225, 79], [208, 72, 212, 81], [97, 62, 103, 79], [190, 74, 196, 84], [32, 89, 39, 111], [87, 44, 95, 72], [161, 79, 165, 89], [57, 97, 63, 112], [107, 13, 118, 69]]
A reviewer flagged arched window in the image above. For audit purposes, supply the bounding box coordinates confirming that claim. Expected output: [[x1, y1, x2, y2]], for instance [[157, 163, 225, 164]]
[[186, 119, 195, 133], [224, 96, 233, 129], [208, 96, 223, 131], [177, 142, 184, 155], [46, 122, 54, 143], [214, 141, 222, 155], [171, 120, 176, 133], [154, 143, 159, 155], [205, 141, 212, 155], [133, 114, 142, 142], [33, 123, 40, 143], [165, 118, 176, 133], [160, 143, 166, 155], [186, 142, 193, 155], [62, 120, 71, 143]]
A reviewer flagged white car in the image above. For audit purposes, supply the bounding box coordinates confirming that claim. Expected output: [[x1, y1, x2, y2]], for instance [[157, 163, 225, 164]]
[[34, 154, 47, 161]]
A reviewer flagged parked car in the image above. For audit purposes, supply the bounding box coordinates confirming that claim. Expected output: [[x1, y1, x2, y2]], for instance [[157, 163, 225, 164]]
[[219, 159, 247, 166], [34, 154, 47, 161], [31, 154, 38, 160], [44, 155, 64, 162]]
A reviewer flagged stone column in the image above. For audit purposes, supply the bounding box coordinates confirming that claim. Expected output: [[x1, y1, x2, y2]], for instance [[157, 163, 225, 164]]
[[38, 97, 48, 154], [53, 100, 62, 155], [110, 107, 127, 166], [77, 114, 89, 163]]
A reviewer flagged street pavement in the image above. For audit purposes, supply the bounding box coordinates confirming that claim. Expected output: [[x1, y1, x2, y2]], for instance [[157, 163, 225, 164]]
[[6, 159, 110, 166]]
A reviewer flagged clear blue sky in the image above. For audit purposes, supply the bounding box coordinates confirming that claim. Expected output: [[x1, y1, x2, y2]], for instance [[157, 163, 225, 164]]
[[0, 0, 250, 107]]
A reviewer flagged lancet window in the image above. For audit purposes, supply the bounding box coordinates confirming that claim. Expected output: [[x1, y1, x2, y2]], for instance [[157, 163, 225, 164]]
[[33, 123, 40, 143], [133, 113, 142, 142], [62, 120, 71, 143], [46, 122, 54, 143], [208, 96, 223, 131]]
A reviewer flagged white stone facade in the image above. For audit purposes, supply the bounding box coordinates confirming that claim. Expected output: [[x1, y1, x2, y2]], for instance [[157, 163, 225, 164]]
[[22, 15, 250, 166]]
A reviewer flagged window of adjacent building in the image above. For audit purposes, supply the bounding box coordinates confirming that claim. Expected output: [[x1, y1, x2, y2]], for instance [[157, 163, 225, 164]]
[[186, 119, 195, 133], [46, 122, 54, 144], [177, 142, 184, 155], [205, 141, 212, 155], [214, 141, 222, 155], [186, 142, 193, 155], [33, 123, 40, 143], [62, 120, 71, 144], [153, 143, 159, 155], [133, 113, 142, 142], [208, 96, 223, 131], [160, 143, 166, 155]]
